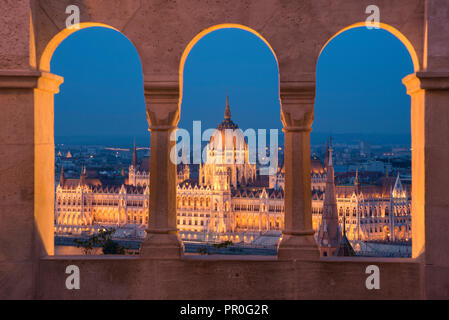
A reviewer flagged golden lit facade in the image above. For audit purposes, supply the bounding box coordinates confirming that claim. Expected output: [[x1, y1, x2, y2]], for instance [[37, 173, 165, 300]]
[[55, 98, 411, 244], [311, 171, 411, 242], [175, 97, 283, 242]]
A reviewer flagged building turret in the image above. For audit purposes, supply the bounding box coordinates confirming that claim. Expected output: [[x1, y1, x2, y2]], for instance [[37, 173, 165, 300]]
[[132, 139, 138, 169], [335, 217, 356, 256], [392, 172, 406, 199], [317, 140, 340, 257], [80, 166, 87, 186], [224, 92, 231, 120], [59, 166, 65, 187]]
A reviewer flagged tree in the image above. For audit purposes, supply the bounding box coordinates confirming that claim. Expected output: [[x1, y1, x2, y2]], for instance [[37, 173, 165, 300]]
[[74, 227, 126, 255]]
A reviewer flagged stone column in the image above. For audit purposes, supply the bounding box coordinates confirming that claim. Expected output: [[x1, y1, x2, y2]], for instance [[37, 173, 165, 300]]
[[0, 70, 62, 299], [403, 71, 449, 298], [141, 82, 183, 259], [34, 71, 64, 256], [278, 81, 319, 260]]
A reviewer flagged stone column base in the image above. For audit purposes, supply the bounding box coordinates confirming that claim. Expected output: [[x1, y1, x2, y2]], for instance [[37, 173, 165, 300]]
[[277, 231, 319, 261], [140, 231, 184, 259]]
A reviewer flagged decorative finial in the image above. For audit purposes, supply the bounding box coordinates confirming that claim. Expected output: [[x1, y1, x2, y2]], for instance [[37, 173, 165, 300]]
[[224, 90, 231, 120], [132, 138, 138, 167]]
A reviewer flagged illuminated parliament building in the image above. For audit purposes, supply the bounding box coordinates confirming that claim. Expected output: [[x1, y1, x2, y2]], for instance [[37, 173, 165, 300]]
[[55, 98, 411, 248]]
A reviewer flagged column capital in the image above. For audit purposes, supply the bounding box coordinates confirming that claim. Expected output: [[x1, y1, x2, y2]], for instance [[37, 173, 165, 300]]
[[0, 69, 63, 93], [403, 70, 449, 95], [280, 81, 316, 131], [144, 81, 180, 129], [37, 72, 64, 94]]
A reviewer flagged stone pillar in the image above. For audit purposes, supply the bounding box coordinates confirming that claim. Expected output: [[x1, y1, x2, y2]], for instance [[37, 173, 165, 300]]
[[403, 71, 449, 298], [0, 70, 62, 299], [277, 81, 319, 260], [34, 71, 64, 256], [141, 82, 183, 259]]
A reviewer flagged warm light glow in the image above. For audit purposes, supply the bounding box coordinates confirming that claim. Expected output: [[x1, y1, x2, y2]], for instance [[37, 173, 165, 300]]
[[39, 22, 121, 72], [319, 22, 420, 72]]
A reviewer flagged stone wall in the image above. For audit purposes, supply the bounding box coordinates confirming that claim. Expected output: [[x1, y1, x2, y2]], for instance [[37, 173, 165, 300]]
[[37, 256, 421, 300]]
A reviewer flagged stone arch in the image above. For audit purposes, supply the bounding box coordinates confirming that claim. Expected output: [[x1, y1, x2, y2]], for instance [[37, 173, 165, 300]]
[[318, 23, 420, 72], [317, 22, 420, 253], [179, 23, 279, 103], [32, 22, 144, 255], [14, 1, 430, 262], [39, 23, 138, 72]]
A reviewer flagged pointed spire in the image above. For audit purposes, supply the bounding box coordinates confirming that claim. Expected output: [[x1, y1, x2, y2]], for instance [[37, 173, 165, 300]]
[[132, 139, 138, 168], [59, 166, 65, 187], [392, 172, 405, 198], [325, 140, 330, 166], [354, 168, 359, 189], [335, 215, 356, 257], [80, 165, 86, 186], [224, 90, 231, 120], [326, 138, 334, 184], [317, 136, 339, 255]]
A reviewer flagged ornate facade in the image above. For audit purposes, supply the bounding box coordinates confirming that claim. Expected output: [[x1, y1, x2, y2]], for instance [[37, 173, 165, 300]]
[[55, 100, 411, 245], [55, 98, 284, 243], [311, 167, 411, 244]]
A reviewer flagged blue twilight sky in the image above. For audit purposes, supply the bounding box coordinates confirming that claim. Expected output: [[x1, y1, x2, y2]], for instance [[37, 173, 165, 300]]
[[51, 26, 413, 147]]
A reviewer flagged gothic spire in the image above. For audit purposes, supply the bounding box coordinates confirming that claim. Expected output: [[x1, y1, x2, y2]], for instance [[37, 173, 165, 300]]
[[326, 139, 334, 183], [80, 165, 86, 186], [392, 172, 405, 198], [59, 166, 65, 187], [132, 139, 138, 168], [317, 137, 340, 255], [224, 90, 231, 120], [335, 216, 356, 257]]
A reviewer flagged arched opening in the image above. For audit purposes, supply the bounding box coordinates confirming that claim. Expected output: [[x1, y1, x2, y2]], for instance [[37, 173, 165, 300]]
[[179, 24, 279, 103], [177, 24, 280, 253], [39, 24, 145, 255], [314, 23, 416, 257]]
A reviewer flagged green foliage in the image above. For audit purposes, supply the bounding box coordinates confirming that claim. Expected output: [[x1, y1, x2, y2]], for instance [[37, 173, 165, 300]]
[[102, 239, 125, 255], [73, 228, 125, 255], [198, 247, 209, 255], [213, 240, 233, 249]]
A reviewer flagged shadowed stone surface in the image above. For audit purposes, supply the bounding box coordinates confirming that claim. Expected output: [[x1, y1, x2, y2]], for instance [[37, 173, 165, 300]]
[[36, 256, 421, 300]]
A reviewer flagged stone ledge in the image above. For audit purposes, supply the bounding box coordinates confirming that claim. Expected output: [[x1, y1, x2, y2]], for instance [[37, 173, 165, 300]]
[[37, 256, 422, 299], [403, 70, 449, 94], [0, 69, 41, 89], [0, 69, 63, 93]]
